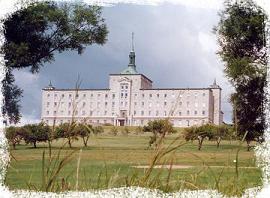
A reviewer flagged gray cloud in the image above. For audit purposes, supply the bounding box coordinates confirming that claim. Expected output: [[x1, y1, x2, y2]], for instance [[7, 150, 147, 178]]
[[13, 3, 233, 124]]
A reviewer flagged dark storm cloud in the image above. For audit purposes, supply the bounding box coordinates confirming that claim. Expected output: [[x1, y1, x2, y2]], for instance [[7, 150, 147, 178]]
[[13, 3, 233, 124]]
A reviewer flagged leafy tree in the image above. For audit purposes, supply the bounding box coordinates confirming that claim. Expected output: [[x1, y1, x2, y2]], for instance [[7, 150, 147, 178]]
[[22, 122, 50, 148], [55, 122, 77, 148], [110, 126, 118, 136], [215, 0, 268, 150], [143, 119, 174, 148], [121, 126, 130, 136], [135, 126, 143, 135], [212, 125, 230, 148], [75, 123, 93, 147], [5, 126, 23, 149], [1, 1, 108, 124], [2, 69, 23, 124], [183, 124, 215, 150], [92, 126, 104, 135]]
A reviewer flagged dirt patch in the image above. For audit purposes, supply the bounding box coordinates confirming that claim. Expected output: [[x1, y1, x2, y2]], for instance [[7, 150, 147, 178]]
[[132, 165, 259, 169], [132, 165, 194, 169]]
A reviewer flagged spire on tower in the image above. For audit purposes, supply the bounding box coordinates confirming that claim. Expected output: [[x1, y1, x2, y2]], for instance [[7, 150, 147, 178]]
[[213, 78, 217, 85], [131, 32, 134, 52]]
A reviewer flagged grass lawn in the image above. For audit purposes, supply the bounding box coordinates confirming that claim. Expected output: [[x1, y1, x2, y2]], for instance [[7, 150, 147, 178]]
[[5, 133, 262, 196]]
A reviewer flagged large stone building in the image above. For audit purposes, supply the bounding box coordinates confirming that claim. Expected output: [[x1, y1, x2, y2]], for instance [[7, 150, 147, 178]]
[[41, 40, 223, 127]]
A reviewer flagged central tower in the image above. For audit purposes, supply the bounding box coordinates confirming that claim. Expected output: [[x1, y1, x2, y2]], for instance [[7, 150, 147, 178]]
[[121, 32, 138, 74]]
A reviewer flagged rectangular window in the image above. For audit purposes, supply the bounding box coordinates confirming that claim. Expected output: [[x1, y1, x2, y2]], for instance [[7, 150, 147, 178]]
[[134, 111, 136, 115], [149, 94, 152, 98], [54, 102, 57, 107], [141, 102, 144, 107], [62, 94, 65, 98], [157, 94, 159, 98], [47, 94, 50, 97], [187, 110, 190, 115], [179, 111, 181, 116], [202, 110, 205, 115], [194, 110, 198, 115], [141, 111, 144, 116], [164, 94, 167, 98], [112, 94, 115, 98], [148, 111, 151, 116], [47, 102, 50, 107], [69, 94, 72, 98], [46, 111, 49, 115]]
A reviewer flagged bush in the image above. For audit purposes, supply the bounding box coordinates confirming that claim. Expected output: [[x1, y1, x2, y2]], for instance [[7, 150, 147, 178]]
[[135, 126, 143, 135], [5, 126, 23, 149], [22, 122, 50, 148], [121, 126, 130, 136], [93, 126, 104, 135], [110, 126, 118, 136]]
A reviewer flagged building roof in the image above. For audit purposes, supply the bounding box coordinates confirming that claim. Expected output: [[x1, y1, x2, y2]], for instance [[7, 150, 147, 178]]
[[120, 65, 138, 74]]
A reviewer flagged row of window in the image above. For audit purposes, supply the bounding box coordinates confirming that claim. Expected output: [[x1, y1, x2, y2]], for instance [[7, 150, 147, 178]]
[[46, 110, 206, 117], [46, 119, 206, 127], [47, 101, 207, 109], [47, 93, 114, 99], [134, 110, 206, 116], [47, 92, 206, 100]]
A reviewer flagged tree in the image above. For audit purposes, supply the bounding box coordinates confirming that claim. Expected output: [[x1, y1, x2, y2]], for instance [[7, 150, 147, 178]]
[[5, 126, 23, 149], [22, 122, 50, 148], [212, 125, 230, 148], [75, 123, 93, 147], [55, 122, 77, 148], [110, 126, 118, 136], [183, 124, 214, 150], [92, 126, 104, 135], [215, 0, 268, 150], [1, 1, 108, 124], [143, 119, 174, 148]]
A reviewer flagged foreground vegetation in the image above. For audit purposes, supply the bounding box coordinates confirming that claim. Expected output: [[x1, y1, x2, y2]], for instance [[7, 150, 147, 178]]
[[5, 130, 261, 197]]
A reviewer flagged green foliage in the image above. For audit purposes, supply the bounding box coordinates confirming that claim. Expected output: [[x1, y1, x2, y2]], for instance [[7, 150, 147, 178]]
[[5, 126, 23, 149], [215, 0, 268, 147], [183, 124, 235, 149], [22, 122, 50, 148], [2, 69, 23, 124], [55, 122, 77, 148], [110, 126, 118, 136], [75, 123, 93, 147], [93, 126, 104, 135], [143, 119, 174, 148], [135, 126, 143, 135], [121, 126, 130, 136], [1, 1, 108, 124]]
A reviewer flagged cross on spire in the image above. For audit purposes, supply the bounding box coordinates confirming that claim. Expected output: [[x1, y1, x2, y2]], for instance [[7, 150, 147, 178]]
[[131, 32, 134, 51]]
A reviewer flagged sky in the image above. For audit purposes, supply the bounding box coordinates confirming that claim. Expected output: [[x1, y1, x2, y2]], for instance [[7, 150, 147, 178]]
[[13, 2, 237, 124]]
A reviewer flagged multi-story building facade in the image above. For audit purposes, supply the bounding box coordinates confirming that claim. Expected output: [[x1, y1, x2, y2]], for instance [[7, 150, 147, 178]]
[[41, 45, 223, 127]]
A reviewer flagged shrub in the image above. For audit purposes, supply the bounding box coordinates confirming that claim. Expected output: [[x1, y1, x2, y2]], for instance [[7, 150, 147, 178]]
[[22, 122, 50, 148], [5, 126, 23, 149], [110, 126, 118, 136]]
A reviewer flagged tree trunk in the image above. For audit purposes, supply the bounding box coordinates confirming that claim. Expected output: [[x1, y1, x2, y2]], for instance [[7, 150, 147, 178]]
[[12, 142, 16, 149], [33, 141, 37, 148], [217, 137, 221, 148], [198, 136, 203, 150], [247, 140, 251, 151], [83, 137, 88, 147], [68, 138, 72, 148]]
